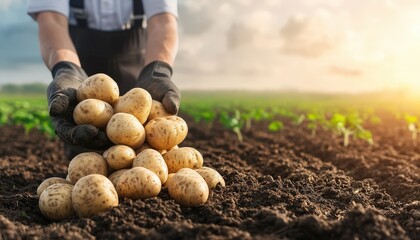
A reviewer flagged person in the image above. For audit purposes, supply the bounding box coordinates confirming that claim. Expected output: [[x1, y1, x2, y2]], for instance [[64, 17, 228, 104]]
[[27, 0, 181, 160]]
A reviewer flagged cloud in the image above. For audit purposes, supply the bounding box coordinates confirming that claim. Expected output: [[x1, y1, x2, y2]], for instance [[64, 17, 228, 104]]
[[226, 23, 254, 49], [329, 66, 362, 77], [178, 1, 215, 36], [279, 9, 339, 57]]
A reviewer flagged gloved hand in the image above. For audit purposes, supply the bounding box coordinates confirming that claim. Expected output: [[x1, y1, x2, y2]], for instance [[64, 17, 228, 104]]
[[47, 61, 112, 149], [136, 61, 181, 114]]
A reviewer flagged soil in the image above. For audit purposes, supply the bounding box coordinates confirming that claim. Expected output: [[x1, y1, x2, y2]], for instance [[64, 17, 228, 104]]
[[0, 114, 419, 240]]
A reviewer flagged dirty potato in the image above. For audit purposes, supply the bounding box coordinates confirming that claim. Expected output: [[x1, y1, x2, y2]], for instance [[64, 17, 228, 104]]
[[116, 167, 161, 200], [76, 73, 119, 105], [195, 167, 225, 189], [114, 88, 152, 124], [72, 174, 119, 218], [163, 147, 203, 173], [39, 183, 75, 221], [147, 100, 172, 122], [132, 149, 169, 184], [162, 173, 175, 188], [73, 99, 113, 128], [67, 152, 108, 184], [134, 142, 166, 155], [168, 168, 209, 206], [103, 145, 136, 170], [145, 116, 188, 150], [37, 177, 72, 197], [107, 169, 129, 187], [106, 113, 146, 148]]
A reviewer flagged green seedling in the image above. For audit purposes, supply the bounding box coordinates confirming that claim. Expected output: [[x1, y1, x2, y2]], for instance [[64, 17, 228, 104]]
[[268, 120, 284, 132], [404, 114, 418, 142], [306, 112, 326, 137], [219, 110, 244, 142], [329, 112, 373, 147]]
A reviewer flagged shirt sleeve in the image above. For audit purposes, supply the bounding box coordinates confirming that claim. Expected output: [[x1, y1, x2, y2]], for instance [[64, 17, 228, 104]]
[[142, 0, 178, 19], [27, 0, 70, 21]]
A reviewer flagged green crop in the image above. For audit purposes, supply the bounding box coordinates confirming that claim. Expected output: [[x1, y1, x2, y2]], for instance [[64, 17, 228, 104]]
[[305, 112, 326, 136], [241, 108, 273, 131], [404, 114, 418, 142], [0, 101, 55, 138], [328, 112, 373, 147], [219, 110, 244, 142], [268, 120, 284, 132]]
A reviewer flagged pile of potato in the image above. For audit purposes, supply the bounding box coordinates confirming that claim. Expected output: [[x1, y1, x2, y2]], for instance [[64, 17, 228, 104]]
[[37, 73, 225, 221]]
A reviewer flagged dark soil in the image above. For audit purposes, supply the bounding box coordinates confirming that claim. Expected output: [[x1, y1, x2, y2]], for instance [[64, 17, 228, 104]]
[[0, 114, 419, 239]]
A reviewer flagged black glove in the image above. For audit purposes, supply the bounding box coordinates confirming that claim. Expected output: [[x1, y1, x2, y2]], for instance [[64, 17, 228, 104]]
[[47, 61, 112, 149], [136, 61, 181, 114]]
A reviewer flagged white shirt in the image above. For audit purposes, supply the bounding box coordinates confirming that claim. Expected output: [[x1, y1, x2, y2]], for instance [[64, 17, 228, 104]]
[[27, 0, 178, 31]]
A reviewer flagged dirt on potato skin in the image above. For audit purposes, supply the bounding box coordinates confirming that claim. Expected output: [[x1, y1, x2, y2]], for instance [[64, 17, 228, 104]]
[[0, 113, 419, 240]]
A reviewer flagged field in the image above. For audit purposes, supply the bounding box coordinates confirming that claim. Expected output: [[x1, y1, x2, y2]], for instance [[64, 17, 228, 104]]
[[0, 91, 419, 239]]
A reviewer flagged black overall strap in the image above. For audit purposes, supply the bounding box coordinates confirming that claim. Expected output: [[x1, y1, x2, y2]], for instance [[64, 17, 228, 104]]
[[70, 0, 87, 27], [70, 0, 144, 29], [132, 0, 145, 28]]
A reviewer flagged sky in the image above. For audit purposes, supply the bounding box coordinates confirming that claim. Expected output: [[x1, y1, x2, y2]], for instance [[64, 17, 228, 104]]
[[1, 0, 420, 93]]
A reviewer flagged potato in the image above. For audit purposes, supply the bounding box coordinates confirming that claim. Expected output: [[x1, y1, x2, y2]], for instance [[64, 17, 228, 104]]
[[114, 88, 152, 124], [103, 145, 136, 170], [145, 116, 188, 150], [168, 168, 209, 206], [72, 174, 119, 218], [106, 113, 146, 148], [159, 145, 178, 155], [107, 169, 129, 187], [195, 167, 225, 189], [67, 152, 108, 184], [73, 99, 113, 128], [116, 167, 161, 200], [147, 100, 172, 122], [163, 147, 203, 173], [134, 143, 166, 155], [133, 149, 168, 184], [39, 183, 75, 221], [76, 73, 119, 104], [37, 177, 72, 197], [162, 173, 175, 188], [168, 145, 179, 151]]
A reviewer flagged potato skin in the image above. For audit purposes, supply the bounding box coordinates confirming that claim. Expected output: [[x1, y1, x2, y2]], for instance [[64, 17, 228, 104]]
[[68, 152, 108, 184], [76, 73, 119, 104], [72, 174, 119, 218], [168, 168, 209, 206], [195, 167, 225, 189], [37, 177, 72, 197], [103, 145, 136, 170], [147, 100, 172, 122], [73, 99, 113, 128], [145, 116, 188, 150], [163, 147, 203, 173], [39, 183, 75, 221], [134, 143, 167, 155], [116, 167, 161, 200], [106, 113, 146, 148], [162, 173, 175, 188], [107, 169, 129, 187], [114, 88, 152, 124], [133, 149, 169, 184]]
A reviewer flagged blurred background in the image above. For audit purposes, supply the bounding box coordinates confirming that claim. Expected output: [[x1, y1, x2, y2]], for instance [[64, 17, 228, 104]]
[[1, 0, 420, 94]]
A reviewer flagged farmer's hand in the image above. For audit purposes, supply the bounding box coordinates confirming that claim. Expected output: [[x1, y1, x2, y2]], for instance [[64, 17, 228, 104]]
[[47, 61, 112, 148], [136, 61, 181, 114]]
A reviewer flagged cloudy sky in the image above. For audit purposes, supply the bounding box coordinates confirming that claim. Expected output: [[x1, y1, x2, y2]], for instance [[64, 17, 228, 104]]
[[1, 0, 420, 93]]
